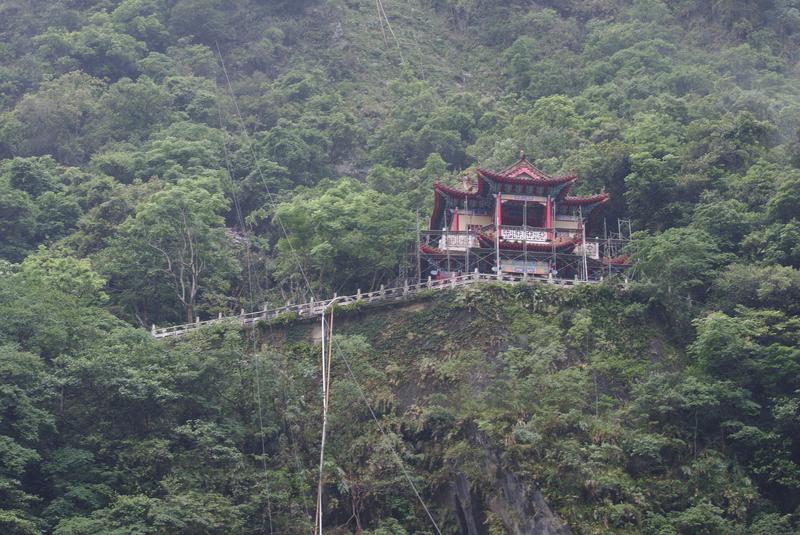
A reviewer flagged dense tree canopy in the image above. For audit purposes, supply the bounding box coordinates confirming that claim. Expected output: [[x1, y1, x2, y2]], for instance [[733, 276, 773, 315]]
[[1, 0, 800, 532]]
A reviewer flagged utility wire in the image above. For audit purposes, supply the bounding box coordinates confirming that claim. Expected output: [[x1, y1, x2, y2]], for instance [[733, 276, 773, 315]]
[[377, 0, 406, 64], [215, 42, 316, 302], [331, 334, 443, 535], [216, 84, 275, 535], [215, 43, 441, 535]]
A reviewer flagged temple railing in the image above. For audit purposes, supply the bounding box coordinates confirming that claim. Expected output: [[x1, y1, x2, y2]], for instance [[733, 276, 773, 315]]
[[498, 225, 549, 242], [151, 271, 616, 339]]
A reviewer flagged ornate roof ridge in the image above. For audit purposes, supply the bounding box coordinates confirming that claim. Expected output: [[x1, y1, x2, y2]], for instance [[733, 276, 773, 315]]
[[497, 150, 553, 180], [476, 168, 576, 186]]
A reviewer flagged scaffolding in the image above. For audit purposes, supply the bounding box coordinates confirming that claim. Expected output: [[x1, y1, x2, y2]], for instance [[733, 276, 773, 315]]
[[415, 217, 633, 283]]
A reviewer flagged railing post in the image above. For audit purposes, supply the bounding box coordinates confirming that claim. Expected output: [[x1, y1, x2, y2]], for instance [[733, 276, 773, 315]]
[[357, 288, 362, 301], [427, 275, 432, 289], [151, 324, 156, 336], [451, 271, 456, 289], [403, 279, 409, 295], [548, 272, 553, 284], [380, 284, 385, 297], [473, 267, 479, 281], [195, 316, 200, 325]]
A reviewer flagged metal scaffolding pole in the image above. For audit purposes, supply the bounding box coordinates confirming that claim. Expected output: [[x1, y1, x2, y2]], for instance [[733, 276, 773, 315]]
[[415, 210, 421, 282], [523, 199, 528, 281], [580, 206, 588, 281], [495, 194, 501, 280]]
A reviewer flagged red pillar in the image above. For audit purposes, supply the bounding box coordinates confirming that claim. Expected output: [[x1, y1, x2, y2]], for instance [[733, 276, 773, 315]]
[[495, 193, 503, 238], [545, 196, 552, 240]]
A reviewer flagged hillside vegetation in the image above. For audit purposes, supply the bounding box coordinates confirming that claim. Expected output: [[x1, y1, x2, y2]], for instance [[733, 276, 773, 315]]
[[1, 0, 800, 533]]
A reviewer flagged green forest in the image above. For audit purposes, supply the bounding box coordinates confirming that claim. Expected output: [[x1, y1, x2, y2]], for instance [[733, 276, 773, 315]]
[[1, 0, 800, 533]]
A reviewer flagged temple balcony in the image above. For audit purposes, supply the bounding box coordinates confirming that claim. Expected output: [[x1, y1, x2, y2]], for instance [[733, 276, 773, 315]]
[[439, 231, 479, 251], [497, 225, 550, 243]]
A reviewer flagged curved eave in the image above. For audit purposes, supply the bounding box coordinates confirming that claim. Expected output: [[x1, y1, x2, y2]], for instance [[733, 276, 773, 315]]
[[430, 182, 483, 230], [562, 193, 610, 207], [477, 168, 577, 187], [602, 255, 631, 266], [433, 182, 482, 199], [420, 244, 447, 255]]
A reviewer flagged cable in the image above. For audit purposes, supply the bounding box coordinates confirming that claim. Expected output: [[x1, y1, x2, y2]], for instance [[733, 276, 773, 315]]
[[216, 83, 275, 535], [215, 42, 317, 302], [376, 0, 406, 64], [331, 334, 443, 535], [215, 43, 441, 535]]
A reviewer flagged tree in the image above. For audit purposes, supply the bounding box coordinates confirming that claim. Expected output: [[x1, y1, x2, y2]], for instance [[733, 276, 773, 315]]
[[0, 249, 115, 359], [97, 76, 172, 139], [691, 198, 755, 251], [624, 152, 680, 230], [103, 181, 237, 323], [767, 174, 800, 224], [3, 156, 59, 198], [8, 72, 105, 164], [629, 228, 728, 297], [0, 186, 37, 262], [686, 112, 773, 175], [273, 179, 413, 296], [711, 263, 800, 313], [0, 345, 53, 530], [169, 0, 229, 44]]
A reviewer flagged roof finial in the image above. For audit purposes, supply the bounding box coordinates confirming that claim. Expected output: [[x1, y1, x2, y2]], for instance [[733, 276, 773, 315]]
[[519, 149, 526, 160]]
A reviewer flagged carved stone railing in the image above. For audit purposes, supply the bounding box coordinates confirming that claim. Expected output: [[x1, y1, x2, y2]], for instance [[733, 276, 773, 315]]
[[499, 225, 549, 243], [151, 272, 613, 339]]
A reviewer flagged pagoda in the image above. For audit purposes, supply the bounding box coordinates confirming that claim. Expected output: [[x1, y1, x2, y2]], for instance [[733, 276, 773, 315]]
[[420, 151, 624, 280]]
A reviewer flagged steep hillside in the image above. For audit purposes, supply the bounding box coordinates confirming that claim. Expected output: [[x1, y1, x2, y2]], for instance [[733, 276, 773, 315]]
[[1, 1, 800, 533], [2, 279, 796, 534]]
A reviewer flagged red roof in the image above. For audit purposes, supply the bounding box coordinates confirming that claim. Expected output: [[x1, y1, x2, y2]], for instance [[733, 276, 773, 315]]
[[433, 181, 482, 199], [476, 152, 577, 186], [499, 152, 551, 178], [563, 193, 610, 206], [428, 152, 609, 230], [420, 244, 447, 255], [476, 168, 577, 187]]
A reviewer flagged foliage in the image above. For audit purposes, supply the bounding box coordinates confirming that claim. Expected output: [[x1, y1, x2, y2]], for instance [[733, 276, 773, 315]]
[[1, 0, 800, 533]]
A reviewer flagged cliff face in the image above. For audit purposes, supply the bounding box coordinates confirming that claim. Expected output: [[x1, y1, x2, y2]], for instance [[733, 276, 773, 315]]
[[254, 282, 679, 533]]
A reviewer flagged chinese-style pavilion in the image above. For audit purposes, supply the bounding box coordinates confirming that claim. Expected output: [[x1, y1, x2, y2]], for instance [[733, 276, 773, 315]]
[[420, 151, 621, 279]]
